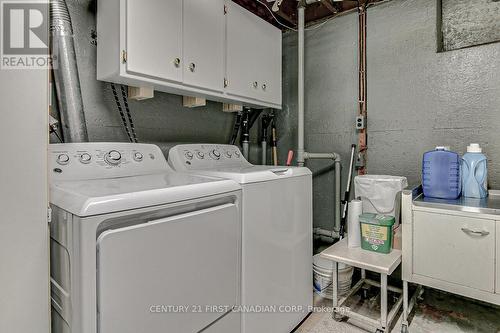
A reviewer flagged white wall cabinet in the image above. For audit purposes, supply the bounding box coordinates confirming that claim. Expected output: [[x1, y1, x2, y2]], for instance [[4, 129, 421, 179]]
[[98, 0, 282, 109], [226, 1, 282, 106]]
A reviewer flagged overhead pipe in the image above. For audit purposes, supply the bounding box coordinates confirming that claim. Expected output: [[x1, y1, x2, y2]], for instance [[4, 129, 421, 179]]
[[297, 2, 342, 234], [50, 0, 88, 142]]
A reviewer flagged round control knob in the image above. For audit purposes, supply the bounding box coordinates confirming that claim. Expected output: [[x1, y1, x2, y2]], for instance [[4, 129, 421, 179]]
[[79, 153, 91, 164], [210, 149, 221, 160], [225, 151, 232, 158], [234, 150, 241, 158], [56, 154, 70, 165], [133, 152, 143, 162], [196, 151, 205, 159], [105, 150, 122, 165], [185, 151, 194, 160]]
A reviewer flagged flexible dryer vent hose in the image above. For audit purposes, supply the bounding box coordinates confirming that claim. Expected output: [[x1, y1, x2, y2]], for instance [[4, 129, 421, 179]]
[[50, 0, 89, 142]]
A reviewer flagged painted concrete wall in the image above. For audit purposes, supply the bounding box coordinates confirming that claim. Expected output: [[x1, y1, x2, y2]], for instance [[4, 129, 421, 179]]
[[280, 0, 500, 229]]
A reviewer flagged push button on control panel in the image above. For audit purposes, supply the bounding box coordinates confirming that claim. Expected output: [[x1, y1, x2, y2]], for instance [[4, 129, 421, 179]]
[[196, 151, 205, 159], [57, 154, 70, 165], [234, 150, 241, 158], [225, 151, 232, 158], [133, 152, 143, 162]]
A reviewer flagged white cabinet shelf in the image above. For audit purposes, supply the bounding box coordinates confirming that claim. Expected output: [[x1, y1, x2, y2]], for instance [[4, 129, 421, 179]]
[[97, 0, 282, 109]]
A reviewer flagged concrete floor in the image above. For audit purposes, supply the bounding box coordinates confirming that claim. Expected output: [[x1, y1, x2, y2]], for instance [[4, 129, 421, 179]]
[[296, 287, 500, 333]]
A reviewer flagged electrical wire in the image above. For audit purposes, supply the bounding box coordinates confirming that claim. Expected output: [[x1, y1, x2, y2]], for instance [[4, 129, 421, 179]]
[[111, 83, 134, 143], [254, 0, 346, 32], [254, 0, 383, 32], [50, 127, 63, 143], [254, 0, 297, 31], [120, 85, 139, 143]]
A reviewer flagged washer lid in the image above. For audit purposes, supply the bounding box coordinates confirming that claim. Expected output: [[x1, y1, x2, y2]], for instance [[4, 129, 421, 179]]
[[184, 165, 312, 184], [167, 144, 311, 184], [50, 173, 240, 217]]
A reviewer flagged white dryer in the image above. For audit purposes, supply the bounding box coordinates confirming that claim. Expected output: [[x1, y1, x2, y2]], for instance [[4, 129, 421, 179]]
[[168, 144, 313, 333], [49, 143, 242, 333]]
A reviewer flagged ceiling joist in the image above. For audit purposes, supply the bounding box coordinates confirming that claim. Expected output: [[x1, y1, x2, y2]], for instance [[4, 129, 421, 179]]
[[233, 0, 385, 30]]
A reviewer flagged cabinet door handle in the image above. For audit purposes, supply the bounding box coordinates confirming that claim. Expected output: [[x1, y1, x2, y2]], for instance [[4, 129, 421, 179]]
[[461, 227, 489, 236], [189, 63, 196, 72], [252, 81, 258, 88], [173, 58, 181, 67]]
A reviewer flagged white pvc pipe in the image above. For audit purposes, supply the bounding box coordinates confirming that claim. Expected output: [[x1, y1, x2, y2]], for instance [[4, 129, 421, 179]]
[[261, 141, 267, 165], [335, 160, 341, 230], [296, 3, 342, 235], [314, 227, 339, 239], [304, 152, 340, 161], [297, 5, 305, 167]]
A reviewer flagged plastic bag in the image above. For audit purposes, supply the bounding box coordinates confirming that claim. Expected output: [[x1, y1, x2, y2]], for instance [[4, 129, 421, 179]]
[[354, 175, 408, 223]]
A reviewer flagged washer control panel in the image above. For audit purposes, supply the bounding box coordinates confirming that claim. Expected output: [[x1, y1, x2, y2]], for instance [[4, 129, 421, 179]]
[[168, 144, 250, 171], [50, 143, 169, 181]]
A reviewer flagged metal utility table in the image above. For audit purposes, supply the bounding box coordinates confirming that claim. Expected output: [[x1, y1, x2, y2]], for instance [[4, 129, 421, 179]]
[[402, 188, 500, 333], [320, 238, 403, 333]]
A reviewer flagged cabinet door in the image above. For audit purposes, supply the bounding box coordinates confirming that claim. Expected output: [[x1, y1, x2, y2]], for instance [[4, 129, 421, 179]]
[[183, 0, 225, 92], [125, 0, 182, 82], [226, 2, 271, 100], [253, 20, 282, 105], [413, 211, 495, 292]]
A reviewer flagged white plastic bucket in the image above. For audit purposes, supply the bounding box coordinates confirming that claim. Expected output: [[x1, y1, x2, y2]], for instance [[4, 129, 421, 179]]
[[313, 254, 353, 299]]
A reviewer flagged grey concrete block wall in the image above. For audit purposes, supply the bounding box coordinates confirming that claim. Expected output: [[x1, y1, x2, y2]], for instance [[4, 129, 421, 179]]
[[279, 0, 500, 230]]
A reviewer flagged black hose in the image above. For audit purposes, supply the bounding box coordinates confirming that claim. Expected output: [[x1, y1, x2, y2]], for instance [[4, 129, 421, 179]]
[[120, 85, 138, 143], [229, 112, 242, 145], [111, 83, 133, 143]]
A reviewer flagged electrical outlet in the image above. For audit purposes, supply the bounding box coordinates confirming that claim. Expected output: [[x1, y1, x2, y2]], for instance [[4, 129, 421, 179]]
[[356, 116, 365, 130]]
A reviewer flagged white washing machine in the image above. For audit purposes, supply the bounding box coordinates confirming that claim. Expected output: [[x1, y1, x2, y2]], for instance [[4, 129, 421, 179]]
[[49, 143, 242, 333], [168, 144, 313, 333]]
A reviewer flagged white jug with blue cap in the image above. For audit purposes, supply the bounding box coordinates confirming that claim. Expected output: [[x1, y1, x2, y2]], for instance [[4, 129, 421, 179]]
[[461, 143, 488, 198]]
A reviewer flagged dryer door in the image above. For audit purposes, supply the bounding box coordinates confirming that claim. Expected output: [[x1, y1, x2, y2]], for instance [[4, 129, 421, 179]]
[[96, 203, 240, 333]]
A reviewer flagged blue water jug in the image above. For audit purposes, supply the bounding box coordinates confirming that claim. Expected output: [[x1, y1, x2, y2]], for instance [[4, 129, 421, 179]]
[[462, 143, 488, 198], [422, 147, 461, 199]]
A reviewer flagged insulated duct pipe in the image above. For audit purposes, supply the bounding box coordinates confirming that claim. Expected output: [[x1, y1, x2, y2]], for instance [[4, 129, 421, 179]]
[[50, 0, 88, 142], [297, 2, 342, 233]]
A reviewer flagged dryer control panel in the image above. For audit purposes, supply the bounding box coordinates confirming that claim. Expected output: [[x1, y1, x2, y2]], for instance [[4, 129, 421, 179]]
[[50, 143, 170, 181], [168, 144, 251, 171]]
